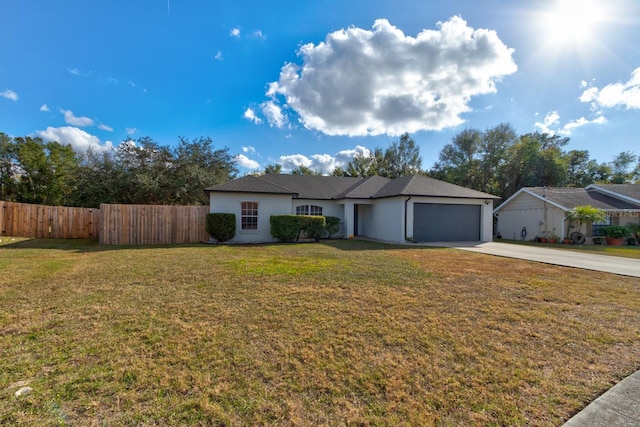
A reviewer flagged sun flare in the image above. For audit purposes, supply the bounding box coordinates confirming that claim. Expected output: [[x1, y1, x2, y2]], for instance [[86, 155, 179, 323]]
[[542, 0, 605, 45]]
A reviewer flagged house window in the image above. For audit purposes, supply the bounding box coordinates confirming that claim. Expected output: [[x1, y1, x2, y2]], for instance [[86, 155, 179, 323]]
[[241, 202, 258, 230], [592, 216, 611, 237], [296, 205, 323, 216]]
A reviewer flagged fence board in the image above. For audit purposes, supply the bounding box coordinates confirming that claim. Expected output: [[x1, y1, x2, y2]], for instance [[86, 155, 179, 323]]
[[0, 201, 99, 239], [99, 204, 209, 245]]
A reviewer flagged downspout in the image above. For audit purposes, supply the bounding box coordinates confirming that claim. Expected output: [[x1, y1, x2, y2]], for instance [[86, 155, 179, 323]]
[[404, 196, 412, 241]]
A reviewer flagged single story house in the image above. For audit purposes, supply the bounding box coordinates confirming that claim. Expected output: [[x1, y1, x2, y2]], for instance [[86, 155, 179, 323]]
[[494, 184, 640, 242], [204, 174, 499, 244]]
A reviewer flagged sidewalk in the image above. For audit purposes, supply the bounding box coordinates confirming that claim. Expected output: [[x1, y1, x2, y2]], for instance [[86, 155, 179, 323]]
[[562, 371, 640, 426]]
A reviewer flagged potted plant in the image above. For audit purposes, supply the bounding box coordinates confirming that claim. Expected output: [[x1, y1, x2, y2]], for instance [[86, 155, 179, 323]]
[[601, 225, 631, 246]]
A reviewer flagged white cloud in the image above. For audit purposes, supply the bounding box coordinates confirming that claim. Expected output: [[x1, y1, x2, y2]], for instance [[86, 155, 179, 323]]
[[259, 17, 516, 137], [37, 126, 111, 153], [260, 100, 287, 128], [277, 145, 371, 175], [230, 28, 240, 38], [98, 123, 114, 132], [68, 68, 81, 76], [214, 50, 223, 60], [40, 104, 50, 112], [234, 154, 260, 170], [242, 146, 256, 154], [278, 154, 312, 171], [243, 108, 262, 124], [534, 111, 560, 134], [535, 111, 607, 136], [253, 30, 266, 39], [1, 89, 19, 101], [61, 109, 94, 127], [579, 67, 640, 110], [126, 127, 137, 135], [558, 115, 607, 135]]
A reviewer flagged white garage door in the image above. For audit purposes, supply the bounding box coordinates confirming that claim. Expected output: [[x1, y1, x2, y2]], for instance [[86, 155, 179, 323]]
[[413, 203, 481, 242]]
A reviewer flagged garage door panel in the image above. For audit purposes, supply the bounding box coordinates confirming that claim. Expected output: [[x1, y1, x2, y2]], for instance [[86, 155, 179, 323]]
[[413, 203, 480, 242]]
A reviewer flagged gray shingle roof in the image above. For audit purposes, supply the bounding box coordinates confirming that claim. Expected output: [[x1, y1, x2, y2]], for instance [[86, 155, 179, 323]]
[[205, 174, 499, 200], [527, 187, 640, 210], [203, 175, 298, 195], [588, 184, 640, 203], [374, 174, 500, 199]]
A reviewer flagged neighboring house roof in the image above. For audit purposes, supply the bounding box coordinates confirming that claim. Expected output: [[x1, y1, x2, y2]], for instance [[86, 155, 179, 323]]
[[586, 184, 640, 205], [205, 174, 499, 200], [495, 187, 640, 213]]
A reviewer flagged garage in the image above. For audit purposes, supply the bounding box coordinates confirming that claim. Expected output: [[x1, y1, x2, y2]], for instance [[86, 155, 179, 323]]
[[413, 203, 481, 242]]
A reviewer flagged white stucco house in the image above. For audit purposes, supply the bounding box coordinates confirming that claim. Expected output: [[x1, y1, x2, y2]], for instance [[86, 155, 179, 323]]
[[494, 184, 640, 242], [204, 174, 499, 244]]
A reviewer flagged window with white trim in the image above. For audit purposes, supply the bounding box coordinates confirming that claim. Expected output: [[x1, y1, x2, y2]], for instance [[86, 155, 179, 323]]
[[296, 205, 323, 216], [241, 202, 258, 230]]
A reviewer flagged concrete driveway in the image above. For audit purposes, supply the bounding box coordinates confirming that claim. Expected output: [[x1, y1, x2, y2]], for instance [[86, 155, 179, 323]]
[[426, 241, 640, 278]]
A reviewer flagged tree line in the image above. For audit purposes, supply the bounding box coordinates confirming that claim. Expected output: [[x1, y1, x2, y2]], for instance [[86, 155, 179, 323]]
[[0, 133, 237, 207], [269, 125, 638, 203], [1, 124, 638, 208]]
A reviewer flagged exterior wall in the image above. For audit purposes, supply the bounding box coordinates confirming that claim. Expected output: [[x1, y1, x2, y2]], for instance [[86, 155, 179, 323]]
[[496, 193, 568, 240], [209, 192, 293, 243], [405, 197, 494, 242], [360, 198, 404, 243]]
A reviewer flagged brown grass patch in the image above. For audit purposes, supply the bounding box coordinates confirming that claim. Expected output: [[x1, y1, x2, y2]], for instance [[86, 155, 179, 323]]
[[1, 239, 639, 425]]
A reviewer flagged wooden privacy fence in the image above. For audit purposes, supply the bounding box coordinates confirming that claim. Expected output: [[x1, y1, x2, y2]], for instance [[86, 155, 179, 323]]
[[99, 204, 210, 245], [0, 201, 100, 239], [0, 201, 210, 245]]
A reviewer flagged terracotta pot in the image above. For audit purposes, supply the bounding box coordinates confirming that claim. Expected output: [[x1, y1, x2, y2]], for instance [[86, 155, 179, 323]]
[[539, 237, 548, 243], [605, 237, 624, 246]]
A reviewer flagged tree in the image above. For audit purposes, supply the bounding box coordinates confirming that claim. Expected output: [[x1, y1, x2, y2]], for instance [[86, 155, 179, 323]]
[[264, 163, 282, 174], [381, 133, 422, 178], [290, 165, 320, 175], [0, 132, 17, 200], [169, 136, 238, 205], [11, 136, 79, 205], [340, 133, 422, 178], [431, 128, 483, 190], [503, 132, 569, 198], [609, 151, 637, 184]]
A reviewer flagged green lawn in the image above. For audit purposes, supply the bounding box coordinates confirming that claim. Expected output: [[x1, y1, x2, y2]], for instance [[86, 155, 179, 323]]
[[1, 238, 639, 426]]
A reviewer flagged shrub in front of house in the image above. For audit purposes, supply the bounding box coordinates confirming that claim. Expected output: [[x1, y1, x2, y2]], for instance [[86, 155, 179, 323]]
[[270, 215, 300, 242], [324, 216, 340, 238], [298, 215, 326, 242], [206, 213, 236, 242]]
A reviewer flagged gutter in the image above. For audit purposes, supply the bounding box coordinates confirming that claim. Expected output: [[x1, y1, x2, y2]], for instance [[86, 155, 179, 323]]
[[404, 196, 412, 241]]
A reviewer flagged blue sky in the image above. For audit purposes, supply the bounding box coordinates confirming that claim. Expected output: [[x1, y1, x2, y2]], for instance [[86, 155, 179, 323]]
[[1, 0, 639, 175]]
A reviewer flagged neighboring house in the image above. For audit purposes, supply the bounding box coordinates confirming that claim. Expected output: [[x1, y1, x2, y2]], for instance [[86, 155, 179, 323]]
[[494, 185, 640, 242], [204, 174, 499, 244]]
